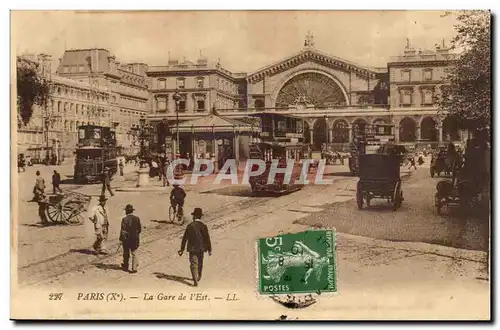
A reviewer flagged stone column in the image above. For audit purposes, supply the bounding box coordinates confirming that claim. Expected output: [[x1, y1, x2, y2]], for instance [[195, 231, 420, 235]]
[[233, 133, 240, 163], [438, 125, 443, 142], [309, 130, 314, 146], [328, 128, 333, 145], [348, 126, 353, 142], [394, 125, 400, 142], [416, 126, 421, 142]]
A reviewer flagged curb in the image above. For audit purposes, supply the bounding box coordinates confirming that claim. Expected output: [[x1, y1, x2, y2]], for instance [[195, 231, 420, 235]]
[[335, 232, 487, 262]]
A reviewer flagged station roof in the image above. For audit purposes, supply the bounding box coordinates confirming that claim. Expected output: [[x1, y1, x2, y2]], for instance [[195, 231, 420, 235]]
[[171, 114, 260, 133]]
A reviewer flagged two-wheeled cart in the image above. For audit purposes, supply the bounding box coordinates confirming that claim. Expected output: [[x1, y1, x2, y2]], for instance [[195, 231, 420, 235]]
[[46, 191, 92, 225]]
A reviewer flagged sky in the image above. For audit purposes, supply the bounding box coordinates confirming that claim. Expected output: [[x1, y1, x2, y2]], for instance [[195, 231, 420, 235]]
[[11, 10, 461, 73]]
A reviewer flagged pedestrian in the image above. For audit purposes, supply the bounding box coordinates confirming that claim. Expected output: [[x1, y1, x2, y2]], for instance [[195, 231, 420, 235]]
[[151, 158, 159, 178], [37, 192, 50, 226], [89, 195, 109, 254], [119, 204, 142, 273], [101, 167, 114, 197], [408, 156, 417, 170], [119, 160, 124, 176], [52, 170, 63, 195], [178, 208, 212, 287], [164, 158, 170, 186], [33, 170, 45, 201]]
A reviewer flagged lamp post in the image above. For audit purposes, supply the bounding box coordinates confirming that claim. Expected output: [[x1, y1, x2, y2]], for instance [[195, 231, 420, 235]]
[[132, 118, 153, 187], [172, 90, 182, 156]]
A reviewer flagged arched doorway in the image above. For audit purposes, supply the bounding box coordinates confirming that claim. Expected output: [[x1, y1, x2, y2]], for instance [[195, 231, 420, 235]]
[[275, 72, 347, 108], [421, 116, 438, 142], [332, 119, 349, 143], [313, 118, 328, 150], [352, 118, 368, 140], [442, 116, 460, 141], [399, 117, 416, 142]]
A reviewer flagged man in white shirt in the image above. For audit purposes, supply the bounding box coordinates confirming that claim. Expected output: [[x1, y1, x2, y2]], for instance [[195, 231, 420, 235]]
[[89, 195, 109, 254]]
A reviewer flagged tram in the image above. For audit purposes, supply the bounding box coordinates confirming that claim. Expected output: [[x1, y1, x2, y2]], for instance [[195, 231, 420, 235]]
[[247, 112, 306, 194], [74, 125, 118, 184]]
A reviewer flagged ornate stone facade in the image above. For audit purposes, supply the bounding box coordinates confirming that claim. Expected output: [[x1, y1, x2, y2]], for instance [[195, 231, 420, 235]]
[[147, 36, 464, 150]]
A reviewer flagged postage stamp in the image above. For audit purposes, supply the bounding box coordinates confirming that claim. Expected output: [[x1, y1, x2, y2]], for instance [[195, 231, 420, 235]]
[[257, 230, 337, 295]]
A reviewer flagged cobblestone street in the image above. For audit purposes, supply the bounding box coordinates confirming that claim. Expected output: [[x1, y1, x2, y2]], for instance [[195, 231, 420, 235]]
[[13, 161, 489, 320]]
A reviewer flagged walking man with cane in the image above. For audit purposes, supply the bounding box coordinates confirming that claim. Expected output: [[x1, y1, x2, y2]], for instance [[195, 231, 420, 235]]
[[178, 208, 212, 287], [119, 204, 142, 274]]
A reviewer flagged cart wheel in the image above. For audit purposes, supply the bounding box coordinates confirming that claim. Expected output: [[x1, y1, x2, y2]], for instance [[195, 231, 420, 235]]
[[169, 206, 176, 222], [356, 182, 363, 209], [396, 190, 403, 208], [46, 203, 72, 224], [392, 181, 401, 211], [430, 167, 435, 178], [63, 201, 86, 225]]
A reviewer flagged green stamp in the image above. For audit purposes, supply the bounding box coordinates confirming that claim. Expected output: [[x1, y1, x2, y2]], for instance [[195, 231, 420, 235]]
[[257, 230, 337, 295]]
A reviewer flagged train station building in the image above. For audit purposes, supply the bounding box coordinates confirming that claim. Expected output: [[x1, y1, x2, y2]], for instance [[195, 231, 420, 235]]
[[17, 33, 467, 161], [146, 33, 466, 153]]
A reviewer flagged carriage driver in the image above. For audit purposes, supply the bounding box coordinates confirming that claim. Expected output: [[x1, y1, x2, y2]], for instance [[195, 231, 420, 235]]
[[170, 183, 186, 217]]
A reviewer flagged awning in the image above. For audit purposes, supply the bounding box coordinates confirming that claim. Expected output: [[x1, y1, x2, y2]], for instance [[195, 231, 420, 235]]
[[170, 114, 259, 134]]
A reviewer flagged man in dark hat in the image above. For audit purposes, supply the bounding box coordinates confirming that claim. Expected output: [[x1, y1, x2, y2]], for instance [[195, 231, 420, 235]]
[[52, 170, 62, 195], [119, 204, 142, 273], [178, 207, 212, 287], [101, 167, 114, 197], [89, 195, 109, 254]]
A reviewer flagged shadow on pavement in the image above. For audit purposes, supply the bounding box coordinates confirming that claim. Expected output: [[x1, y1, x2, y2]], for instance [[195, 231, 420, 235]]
[[323, 171, 353, 177], [93, 262, 124, 271], [70, 248, 98, 256], [153, 272, 193, 287], [151, 220, 170, 224], [22, 223, 57, 228], [201, 185, 255, 197]]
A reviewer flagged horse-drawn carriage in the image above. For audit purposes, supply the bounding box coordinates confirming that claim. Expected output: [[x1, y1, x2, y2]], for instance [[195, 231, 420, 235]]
[[45, 191, 92, 225], [435, 154, 485, 215], [356, 153, 404, 211]]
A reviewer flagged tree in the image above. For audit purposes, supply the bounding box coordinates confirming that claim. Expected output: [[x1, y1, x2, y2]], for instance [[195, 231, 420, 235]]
[[438, 11, 491, 133], [16, 57, 51, 127]]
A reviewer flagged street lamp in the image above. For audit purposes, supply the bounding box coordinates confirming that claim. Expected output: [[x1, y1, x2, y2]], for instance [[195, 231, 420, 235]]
[[172, 90, 182, 156]]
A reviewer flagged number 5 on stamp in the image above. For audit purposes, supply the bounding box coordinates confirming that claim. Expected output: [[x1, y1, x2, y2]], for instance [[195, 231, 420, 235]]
[[257, 230, 337, 295]]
